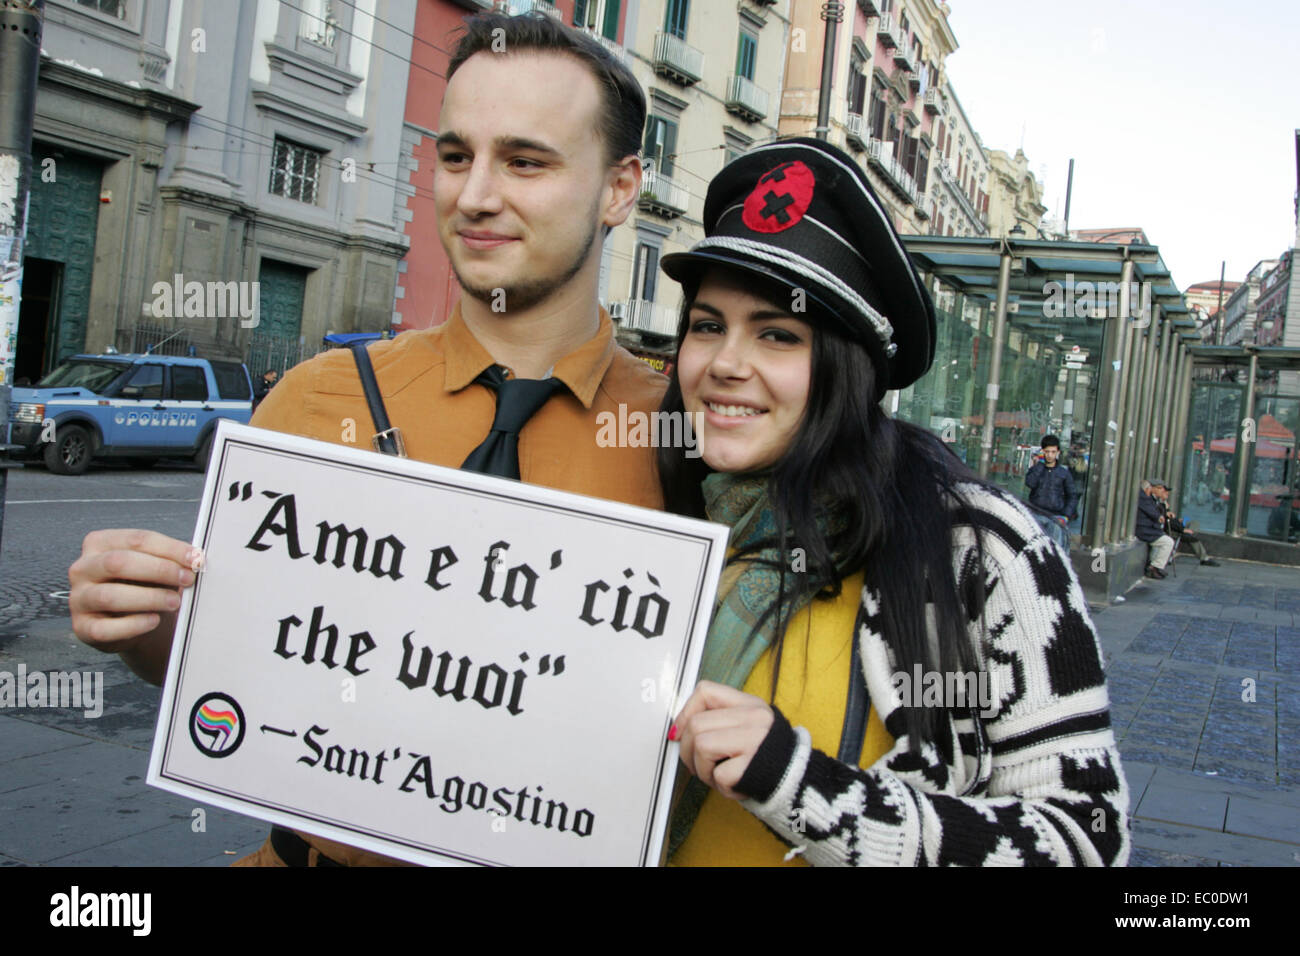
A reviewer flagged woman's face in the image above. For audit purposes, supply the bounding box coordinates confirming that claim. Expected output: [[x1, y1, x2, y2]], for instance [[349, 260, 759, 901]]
[[677, 269, 813, 474]]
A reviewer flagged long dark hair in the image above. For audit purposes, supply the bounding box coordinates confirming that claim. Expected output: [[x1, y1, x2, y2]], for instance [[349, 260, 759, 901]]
[[658, 275, 998, 754]]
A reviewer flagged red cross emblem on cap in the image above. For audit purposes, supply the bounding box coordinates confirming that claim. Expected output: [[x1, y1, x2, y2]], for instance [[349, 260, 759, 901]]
[[741, 160, 815, 234]]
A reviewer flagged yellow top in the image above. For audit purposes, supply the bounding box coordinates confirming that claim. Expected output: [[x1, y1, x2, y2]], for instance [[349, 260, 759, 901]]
[[672, 570, 894, 866]]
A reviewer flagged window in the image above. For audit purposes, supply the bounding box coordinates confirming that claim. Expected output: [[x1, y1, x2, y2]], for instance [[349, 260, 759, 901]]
[[644, 116, 678, 176], [210, 361, 252, 401], [847, 52, 867, 115], [73, 0, 126, 18], [574, 0, 621, 41], [170, 365, 209, 402], [120, 364, 163, 401], [916, 142, 929, 192], [270, 138, 323, 204], [868, 89, 887, 140], [631, 243, 660, 302], [664, 0, 689, 40], [736, 32, 757, 80]]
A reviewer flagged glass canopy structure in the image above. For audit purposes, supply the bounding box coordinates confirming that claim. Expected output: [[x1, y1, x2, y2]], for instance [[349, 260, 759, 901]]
[[895, 235, 1202, 555]]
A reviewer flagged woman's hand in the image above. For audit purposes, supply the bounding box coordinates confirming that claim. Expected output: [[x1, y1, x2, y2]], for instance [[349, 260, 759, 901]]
[[671, 681, 774, 801]]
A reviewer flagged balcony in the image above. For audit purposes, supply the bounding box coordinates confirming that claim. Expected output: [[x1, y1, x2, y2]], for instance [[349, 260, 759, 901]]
[[725, 74, 769, 123], [504, 0, 560, 18], [904, 99, 922, 127], [876, 13, 900, 48], [610, 299, 680, 338], [580, 27, 630, 67], [923, 87, 942, 114], [652, 31, 704, 86], [845, 111, 868, 150], [893, 37, 915, 72], [914, 194, 931, 221], [638, 169, 690, 218], [866, 137, 919, 206], [857, 0, 880, 16]]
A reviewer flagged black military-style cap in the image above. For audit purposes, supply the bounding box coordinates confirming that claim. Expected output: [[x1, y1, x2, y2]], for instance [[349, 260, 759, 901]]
[[660, 136, 936, 397]]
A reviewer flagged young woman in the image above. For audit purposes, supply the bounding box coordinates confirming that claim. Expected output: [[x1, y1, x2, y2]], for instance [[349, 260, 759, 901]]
[[656, 138, 1129, 866]]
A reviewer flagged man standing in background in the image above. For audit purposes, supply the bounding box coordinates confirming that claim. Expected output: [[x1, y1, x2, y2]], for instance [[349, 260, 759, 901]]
[[1025, 434, 1077, 552]]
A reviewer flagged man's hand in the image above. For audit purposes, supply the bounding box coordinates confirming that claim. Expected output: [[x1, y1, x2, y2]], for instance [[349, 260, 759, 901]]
[[672, 681, 775, 801], [69, 530, 198, 685]]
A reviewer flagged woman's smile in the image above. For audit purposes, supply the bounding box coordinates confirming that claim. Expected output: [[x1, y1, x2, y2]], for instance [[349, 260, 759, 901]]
[[677, 268, 813, 474]]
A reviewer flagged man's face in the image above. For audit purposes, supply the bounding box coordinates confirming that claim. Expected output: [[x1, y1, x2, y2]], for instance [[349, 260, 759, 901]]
[[1042, 445, 1059, 465], [434, 52, 623, 313]]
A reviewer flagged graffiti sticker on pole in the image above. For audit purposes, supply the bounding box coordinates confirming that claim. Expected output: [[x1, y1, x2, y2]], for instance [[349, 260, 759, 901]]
[[149, 421, 728, 866]]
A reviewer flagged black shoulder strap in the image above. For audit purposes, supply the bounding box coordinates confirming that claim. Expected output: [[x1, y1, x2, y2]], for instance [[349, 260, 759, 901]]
[[348, 342, 405, 457], [837, 602, 871, 764]]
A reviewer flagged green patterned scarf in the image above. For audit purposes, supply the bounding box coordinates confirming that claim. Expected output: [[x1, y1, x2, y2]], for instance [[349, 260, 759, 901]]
[[666, 471, 847, 859]]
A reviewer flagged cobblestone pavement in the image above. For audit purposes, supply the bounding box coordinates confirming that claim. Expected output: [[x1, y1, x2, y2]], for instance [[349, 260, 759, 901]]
[[1, 466, 1296, 865], [1094, 559, 1300, 866]]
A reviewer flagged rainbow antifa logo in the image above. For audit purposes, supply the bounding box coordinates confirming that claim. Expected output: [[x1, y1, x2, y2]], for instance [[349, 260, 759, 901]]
[[188, 693, 246, 758]]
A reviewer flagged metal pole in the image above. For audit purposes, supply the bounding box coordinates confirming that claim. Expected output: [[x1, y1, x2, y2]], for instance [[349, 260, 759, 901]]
[[1129, 311, 1163, 527], [1063, 158, 1074, 237], [978, 249, 1013, 478], [1155, 336, 1180, 483], [1103, 257, 1137, 543], [0, 1, 46, 558], [1113, 302, 1148, 542], [1083, 264, 1132, 549], [815, 2, 844, 142], [1215, 261, 1227, 345], [1171, 348, 1195, 511], [1229, 351, 1258, 536], [1148, 316, 1173, 481]]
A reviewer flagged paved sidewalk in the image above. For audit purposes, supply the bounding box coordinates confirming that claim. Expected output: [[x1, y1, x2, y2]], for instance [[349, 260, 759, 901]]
[[1093, 557, 1300, 866], [1, 556, 1296, 866]]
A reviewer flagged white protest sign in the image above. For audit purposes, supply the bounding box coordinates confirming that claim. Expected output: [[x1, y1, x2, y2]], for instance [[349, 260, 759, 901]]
[[148, 421, 729, 866]]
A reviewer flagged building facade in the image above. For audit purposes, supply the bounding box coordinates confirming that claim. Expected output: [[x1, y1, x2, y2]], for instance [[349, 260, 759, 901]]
[[983, 147, 1046, 238], [19, 0, 415, 383], [1220, 259, 1277, 347], [928, 81, 988, 237]]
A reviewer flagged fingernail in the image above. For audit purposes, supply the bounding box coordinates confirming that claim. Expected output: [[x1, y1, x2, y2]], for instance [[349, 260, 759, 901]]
[[167, 593, 181, 610], [187, 548, 205, 572], [668, 724, 679, 742]]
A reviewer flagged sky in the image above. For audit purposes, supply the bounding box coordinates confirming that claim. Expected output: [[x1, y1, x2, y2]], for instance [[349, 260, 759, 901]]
[[943, 0, 1298, 290]]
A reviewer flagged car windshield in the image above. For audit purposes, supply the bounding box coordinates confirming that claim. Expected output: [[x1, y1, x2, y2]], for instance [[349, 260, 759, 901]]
[[36, 360, 129, 393]]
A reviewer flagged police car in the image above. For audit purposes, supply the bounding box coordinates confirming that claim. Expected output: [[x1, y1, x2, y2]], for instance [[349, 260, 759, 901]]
[[8, 353, 254, 475]]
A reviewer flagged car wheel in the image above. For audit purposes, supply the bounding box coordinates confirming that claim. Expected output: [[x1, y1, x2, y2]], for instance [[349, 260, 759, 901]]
[[44, 424, 93, 476]]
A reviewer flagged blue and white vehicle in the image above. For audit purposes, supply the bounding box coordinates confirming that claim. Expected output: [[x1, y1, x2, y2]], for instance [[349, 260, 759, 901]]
[[8, 353, 254, 475]]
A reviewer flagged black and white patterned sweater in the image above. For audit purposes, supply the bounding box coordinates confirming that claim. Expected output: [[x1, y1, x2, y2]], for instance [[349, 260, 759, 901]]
[[732, 482, 1131, 866]]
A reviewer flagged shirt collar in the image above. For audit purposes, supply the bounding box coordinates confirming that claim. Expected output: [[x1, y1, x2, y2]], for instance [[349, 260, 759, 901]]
[[441, 301, 618, 410]]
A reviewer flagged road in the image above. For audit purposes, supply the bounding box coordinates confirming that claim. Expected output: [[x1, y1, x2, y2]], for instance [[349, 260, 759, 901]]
[[0, 461, 267, 866]]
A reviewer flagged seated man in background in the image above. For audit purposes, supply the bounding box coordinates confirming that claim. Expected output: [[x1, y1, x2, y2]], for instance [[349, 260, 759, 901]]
[[1136, 479, 1174, 579], [1153, 480, 1219, 567]]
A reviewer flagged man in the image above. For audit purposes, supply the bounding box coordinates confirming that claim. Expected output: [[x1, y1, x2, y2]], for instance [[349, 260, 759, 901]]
[[66, 13, 665, 866], [252, 368, 278, 411], [1153, 481, 1220, 567], [1024, 434, 1077, 551], [1136, 479, 1175, 579]]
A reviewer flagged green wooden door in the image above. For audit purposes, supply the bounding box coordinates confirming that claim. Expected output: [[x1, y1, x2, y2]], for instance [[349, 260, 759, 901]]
[[24, 145, 104, 366], [257, 260, 308, 340]]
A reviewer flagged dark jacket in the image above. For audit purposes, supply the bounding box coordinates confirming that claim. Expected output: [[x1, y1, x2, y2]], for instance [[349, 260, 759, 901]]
[[1024, 460, 1078, 518], [1135, 491, 1166, 543]]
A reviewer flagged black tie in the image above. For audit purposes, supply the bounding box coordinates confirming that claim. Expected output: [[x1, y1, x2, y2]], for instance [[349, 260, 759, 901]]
[[460, 365, 565, 479]]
